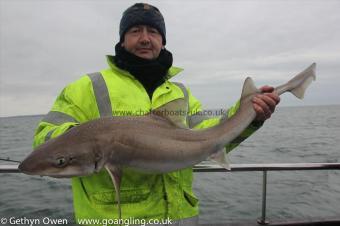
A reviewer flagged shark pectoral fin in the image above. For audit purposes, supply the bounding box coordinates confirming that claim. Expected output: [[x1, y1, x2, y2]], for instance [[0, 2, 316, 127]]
[[152, 98, 188, 129], [105, 164, 122, 220], [208, 149, 231, 170]]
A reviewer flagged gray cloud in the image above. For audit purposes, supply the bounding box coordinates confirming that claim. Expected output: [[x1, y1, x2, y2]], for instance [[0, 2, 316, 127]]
[[1, 0, 339, 116]]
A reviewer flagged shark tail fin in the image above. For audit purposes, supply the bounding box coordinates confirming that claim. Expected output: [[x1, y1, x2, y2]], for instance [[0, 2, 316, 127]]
[[276, 63, 316, 99]]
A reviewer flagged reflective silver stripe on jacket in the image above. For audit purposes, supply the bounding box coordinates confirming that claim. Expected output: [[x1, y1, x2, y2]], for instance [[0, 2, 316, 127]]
[[42, 111, 79, 125], [172, 82, 189, 108], [45, 128, 56, 142], [88, 72, 112, 117], [41, 111, 79, 141], [172, 82, 189, 125], [173, 82, 223, 128]]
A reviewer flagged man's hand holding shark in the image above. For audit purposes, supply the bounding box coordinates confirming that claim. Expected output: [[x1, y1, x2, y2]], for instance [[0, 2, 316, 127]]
[[253, 86, 281, 122]]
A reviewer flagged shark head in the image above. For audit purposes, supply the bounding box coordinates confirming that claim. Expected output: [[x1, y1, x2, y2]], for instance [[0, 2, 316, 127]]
[[19, 134, 105, 178]]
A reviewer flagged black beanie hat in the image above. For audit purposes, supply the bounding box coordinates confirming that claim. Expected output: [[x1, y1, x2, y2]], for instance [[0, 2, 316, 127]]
[[119, 3, 166, 45]]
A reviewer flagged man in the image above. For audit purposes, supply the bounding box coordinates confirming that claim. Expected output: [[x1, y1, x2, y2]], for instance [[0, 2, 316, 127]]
[[33, 3, 280, 226]]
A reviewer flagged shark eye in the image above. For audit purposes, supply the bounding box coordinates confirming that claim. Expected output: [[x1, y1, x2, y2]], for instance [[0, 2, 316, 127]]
[[55, 157, 67, 167]]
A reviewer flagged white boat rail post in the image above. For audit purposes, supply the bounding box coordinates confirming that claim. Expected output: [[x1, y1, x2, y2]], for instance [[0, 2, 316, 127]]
[[257, 170, 269, 225], [0, 164, 19, 173]]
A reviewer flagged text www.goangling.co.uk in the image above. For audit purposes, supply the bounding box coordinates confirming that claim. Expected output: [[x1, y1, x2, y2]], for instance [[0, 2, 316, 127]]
[[77, 217, 173, 226]]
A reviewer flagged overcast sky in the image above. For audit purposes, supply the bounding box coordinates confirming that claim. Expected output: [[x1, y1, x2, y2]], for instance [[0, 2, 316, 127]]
[[1, 0, 339, 117]]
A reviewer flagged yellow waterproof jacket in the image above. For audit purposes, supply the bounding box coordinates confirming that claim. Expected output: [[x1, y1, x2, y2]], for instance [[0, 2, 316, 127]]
[[33, 56, 261, 224]]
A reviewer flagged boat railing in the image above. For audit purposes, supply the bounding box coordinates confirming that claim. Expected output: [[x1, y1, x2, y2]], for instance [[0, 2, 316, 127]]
[[194, 162, 340, 225], [1, 162, 340, 226]]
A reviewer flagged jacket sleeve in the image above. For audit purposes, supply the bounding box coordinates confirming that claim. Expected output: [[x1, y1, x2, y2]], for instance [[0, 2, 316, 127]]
[[187, 87, 263, 153], [33, 76, 96, 148]]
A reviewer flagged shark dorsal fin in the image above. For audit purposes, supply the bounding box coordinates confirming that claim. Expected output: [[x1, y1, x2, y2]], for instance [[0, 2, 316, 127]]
[[241, 77, 260, 99], [152, 98, 188, 129]]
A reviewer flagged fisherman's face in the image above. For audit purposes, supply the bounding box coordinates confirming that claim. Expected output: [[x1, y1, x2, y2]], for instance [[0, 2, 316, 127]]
[[122, 25, 163, 60]]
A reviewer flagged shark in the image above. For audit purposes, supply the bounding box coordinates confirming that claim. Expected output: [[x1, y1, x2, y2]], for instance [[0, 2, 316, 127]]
[[19, 63, 316, 219]]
